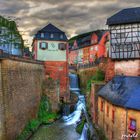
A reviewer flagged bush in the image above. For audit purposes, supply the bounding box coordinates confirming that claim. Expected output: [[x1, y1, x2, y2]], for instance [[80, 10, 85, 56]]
[[16, 119, 40, 140], [16, 95, 59, 140], [86, 69, 105, 91], [92, 69, 105, 81]]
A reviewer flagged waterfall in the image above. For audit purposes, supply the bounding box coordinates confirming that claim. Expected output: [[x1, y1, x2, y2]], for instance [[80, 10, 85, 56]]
[[69, 73, 80, 91], [79, 123, 88, 140], [63, 74, 89, 140]]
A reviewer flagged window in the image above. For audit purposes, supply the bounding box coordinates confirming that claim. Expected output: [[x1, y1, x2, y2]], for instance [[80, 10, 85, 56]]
[[106, 105, 109, 117], [116, 33, 125, 39], [90, 47, 93, 50], [91, 39, 97, 44], [50, 33, 54, 38], [100, 100, 104, 112], [129, 118, 136, 131], [41, 33, 45, 38], [112, 110, 115, 123], [60, 34, 64, 39], [58, 43, 66, 50], [95, 46, 98, 51], [39, 42, 48, 50]]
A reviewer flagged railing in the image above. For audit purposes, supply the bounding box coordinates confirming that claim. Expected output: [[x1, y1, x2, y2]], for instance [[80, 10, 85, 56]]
[[77, 62, 97, 69], [69, 57, 106, 70]]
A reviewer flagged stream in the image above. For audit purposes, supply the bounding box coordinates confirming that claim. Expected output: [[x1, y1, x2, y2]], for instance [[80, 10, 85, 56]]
[[30, 73, 91, 140]]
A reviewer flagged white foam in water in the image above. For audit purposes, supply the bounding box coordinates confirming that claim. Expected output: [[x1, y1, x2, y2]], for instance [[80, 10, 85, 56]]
[[79, 123, 88, 140], [66, 74, 89, 140], [63, 99, 85, 125]]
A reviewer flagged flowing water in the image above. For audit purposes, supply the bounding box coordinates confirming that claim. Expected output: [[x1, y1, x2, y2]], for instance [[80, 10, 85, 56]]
[[30, 73, 89, 140]]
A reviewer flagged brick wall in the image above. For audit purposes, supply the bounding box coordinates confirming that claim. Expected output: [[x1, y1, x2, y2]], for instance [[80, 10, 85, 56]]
[[105, 58, 115, 82], [44, 61, 69, 101], [90, 83, 105, 124], [0, 58, 45, 140]]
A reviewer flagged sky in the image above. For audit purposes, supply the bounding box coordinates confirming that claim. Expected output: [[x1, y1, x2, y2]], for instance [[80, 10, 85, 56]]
[[0, 0, 139, 47]]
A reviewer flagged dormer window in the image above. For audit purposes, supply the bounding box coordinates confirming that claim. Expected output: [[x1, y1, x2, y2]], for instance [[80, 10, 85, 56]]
[[60, 34, 64, 39], [50, 33, 54, 39], [41, 33, 45, 38], [39, 42, 48, 50], [58, 43, 66, 50]]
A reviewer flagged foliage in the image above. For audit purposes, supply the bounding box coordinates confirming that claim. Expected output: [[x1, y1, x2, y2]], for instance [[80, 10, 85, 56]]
[[16, 95, 60, 140], [16, 119, 40, 140], [76, 118, 86, 134], [38, 95, 59, 124], [86, 69, 105, 91]]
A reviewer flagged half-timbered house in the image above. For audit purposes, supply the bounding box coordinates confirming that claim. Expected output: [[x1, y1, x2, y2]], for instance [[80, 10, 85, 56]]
[[107, 7, 140, 59]]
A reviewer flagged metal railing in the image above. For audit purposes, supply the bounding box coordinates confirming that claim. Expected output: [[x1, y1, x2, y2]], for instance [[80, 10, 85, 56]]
[[69, 57, 106, 70]]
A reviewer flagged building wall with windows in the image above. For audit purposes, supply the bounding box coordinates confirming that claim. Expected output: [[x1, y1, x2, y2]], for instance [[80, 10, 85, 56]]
[[68, 30, 109, 65], [36, 40, 67, 61], [0, 16, 23, 56], [83, 46, 90, 64], [32, 23, 69, 101], [109, 24, 140, 59], [98, 96, 140, 140], [77, 48, 83, 64], [69, 49, 78, 65]]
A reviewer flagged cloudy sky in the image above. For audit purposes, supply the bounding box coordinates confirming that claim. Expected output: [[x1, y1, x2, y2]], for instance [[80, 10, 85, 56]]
[[0, 0, 139, 46]]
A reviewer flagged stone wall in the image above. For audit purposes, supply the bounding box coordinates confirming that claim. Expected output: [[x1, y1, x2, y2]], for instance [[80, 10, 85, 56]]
[[78, 60, 107, 91], [90, 83, 105, 123], [0, 58, 45, 140], [78, 67, 97, 90], [105, 59, 140, 82], [43, 78, 60, 112], [115, 59, 140, 76]]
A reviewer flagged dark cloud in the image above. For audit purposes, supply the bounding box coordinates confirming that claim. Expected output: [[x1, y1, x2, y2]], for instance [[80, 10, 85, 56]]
[[0, 0, 139, 45], [0, 0, 29, 15]]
